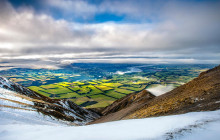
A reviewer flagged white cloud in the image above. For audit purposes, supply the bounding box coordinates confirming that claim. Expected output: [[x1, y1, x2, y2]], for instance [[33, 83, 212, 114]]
[[0, 0, 219, 68]]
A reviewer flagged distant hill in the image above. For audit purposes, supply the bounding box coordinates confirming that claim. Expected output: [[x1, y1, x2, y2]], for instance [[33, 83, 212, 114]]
[[0, 76, 99, 125], [91, 65, 220, 124]]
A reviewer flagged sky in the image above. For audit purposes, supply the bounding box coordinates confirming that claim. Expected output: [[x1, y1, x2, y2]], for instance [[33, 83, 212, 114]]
[[0, 0, 220, 69]]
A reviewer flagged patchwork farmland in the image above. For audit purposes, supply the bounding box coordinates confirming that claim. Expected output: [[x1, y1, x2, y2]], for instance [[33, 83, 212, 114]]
[[28, 78, 151, 108]]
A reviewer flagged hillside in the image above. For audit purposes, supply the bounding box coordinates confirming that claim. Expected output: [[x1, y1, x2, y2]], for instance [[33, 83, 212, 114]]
[[0, 76, 99, 125], [101, 90, 155, 116], [91, 65, 220, 124]]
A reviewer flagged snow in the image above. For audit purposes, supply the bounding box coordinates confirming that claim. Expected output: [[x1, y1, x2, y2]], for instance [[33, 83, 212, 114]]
[[0, 77, 12, 89], [0, 107, 62, 126], [0, 87, 67, 126], [0, 88, 34, 107], [177, 120, 220, 140], [0, 110, 220, 140], [57, 100, 99, 124], [146, 84, 174, 96], [57, 100, 83, 121]]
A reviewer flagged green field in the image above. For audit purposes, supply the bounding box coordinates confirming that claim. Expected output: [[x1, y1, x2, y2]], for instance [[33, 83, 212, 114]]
[[28, 78, 149, 108]]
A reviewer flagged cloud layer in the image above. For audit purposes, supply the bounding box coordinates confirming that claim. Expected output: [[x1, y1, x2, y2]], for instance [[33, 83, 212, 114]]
[[0, 0, 220, 69]]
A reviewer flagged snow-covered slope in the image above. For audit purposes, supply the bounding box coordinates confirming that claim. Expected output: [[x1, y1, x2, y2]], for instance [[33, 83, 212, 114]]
[[0, 87, 69, 125], [0, 110, 220, 140], [0, 76, 100, 125], [0, 76, 41, 98]]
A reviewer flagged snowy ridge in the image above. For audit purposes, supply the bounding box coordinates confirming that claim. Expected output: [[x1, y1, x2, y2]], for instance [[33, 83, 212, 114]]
[[0, 76, 41, 98], [0, 87, 36, 112], [0, 76, 100, 125], [0, 110, 220, 140], [0, 77, 12, 89], [0, 87, 65, 125], [57, 100, 99, 123], [0, 88, 34, 106]]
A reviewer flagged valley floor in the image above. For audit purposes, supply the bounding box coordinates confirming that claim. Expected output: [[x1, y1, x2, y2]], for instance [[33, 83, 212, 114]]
[[1, 110, 220, 140]]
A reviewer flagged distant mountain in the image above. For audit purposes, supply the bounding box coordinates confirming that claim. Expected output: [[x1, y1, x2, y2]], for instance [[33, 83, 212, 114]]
[[91, 65, 220, 124], [0, 76, 99, 125]]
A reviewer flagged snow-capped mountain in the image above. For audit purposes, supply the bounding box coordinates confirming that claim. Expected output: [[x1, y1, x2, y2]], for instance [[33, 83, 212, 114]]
[[0, 76, 100, 125]]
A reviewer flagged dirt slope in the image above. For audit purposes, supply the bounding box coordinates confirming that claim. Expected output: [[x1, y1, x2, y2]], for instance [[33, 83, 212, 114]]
[[90, 90, 155, 124], [101, 90, 155, 116]]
